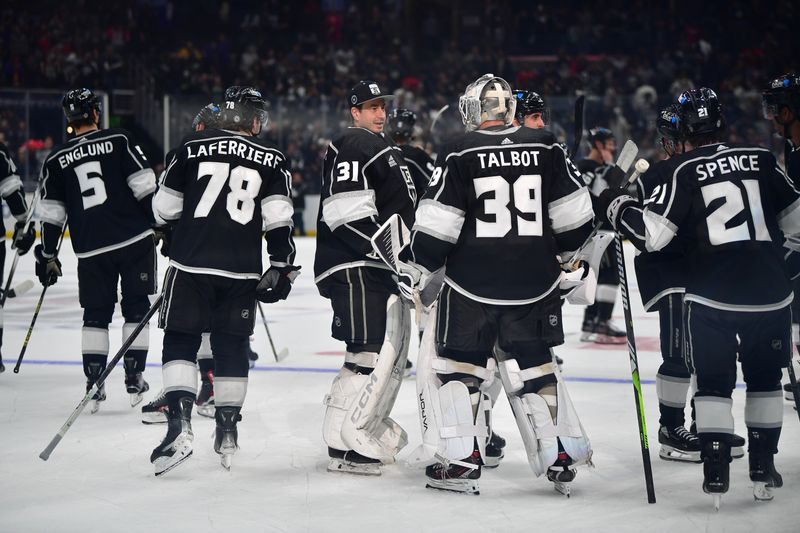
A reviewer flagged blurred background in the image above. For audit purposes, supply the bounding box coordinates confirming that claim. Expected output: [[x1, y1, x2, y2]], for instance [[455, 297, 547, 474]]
[[1, 0, 797, 201]]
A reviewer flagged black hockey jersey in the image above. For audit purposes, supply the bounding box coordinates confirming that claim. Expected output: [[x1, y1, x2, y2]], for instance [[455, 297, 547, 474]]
[[154, 129, 296, 279], [578, 158, 616, 231], [630, 160, 688, 311], [39, 128, 156, 258], [410, 125, 594, 304], [399, 144, 434, 200], [314, 127, 416, 282], [0, 142, 29, 232], [618, 143, 800, 312]]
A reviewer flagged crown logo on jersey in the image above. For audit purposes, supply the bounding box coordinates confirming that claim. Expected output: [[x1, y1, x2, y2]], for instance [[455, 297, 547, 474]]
[[387, 155, 397, 167], [501, 138, 514, 145]]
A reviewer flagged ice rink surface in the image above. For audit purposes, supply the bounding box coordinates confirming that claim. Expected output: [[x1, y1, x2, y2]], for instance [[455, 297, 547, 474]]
[[1, 238, 798, 533]]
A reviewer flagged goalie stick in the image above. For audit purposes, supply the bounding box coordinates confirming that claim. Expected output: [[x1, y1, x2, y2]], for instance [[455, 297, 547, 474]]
[[570, 94, 586, 158], [257, 302, 289, 362], [39, 293, 163, 461]]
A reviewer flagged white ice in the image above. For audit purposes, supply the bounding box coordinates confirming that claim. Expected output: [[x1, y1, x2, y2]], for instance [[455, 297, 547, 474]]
[[1, 239, 798, 533]]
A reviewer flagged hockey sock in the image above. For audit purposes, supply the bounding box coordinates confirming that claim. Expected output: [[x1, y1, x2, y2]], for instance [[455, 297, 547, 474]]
[[596, 300, 615, 321], [583, 305, 597, 323], [656, 373, 690, 427], [744, 389, 782, 452], [82, 326, 109, 380], [122, 321, 149, 374]]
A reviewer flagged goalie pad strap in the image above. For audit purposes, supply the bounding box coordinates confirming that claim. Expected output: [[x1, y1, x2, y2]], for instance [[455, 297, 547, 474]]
[[344, 351, 379, 368], [518, 362, 556, 382], [431, 357, 495, 381], [439, 424, 489, 439]]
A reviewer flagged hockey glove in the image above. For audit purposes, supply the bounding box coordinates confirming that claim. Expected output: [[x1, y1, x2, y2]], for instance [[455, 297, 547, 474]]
[[395, 262, 445, 308], [152, 225, 171, 257], [256, 264, 301, 303], [34, 245, 62, 287], [11, 221, 35, 255], [597, 187, 636, 231]]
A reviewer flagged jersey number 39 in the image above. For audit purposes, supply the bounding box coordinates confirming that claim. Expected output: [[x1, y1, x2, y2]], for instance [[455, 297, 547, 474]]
[[474, 174, 542, 238]]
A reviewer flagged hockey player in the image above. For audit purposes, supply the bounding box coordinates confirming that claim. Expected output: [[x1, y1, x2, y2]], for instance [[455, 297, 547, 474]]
[[0, 141, 36, 374], [406, 74, 594, 494], [36, 88, 157, 411], [386, 108, 433, 196], [599, 88, 798, 506], [578, 128, 626, 344], [150, 86, 297, 475], [315, 80, 416, 475], [512, 90, 547, 129], [762, 73, 800, 403]]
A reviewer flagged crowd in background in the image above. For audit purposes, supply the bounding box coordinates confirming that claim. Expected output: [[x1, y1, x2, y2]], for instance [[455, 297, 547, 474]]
[[1, 0, 797, 192]]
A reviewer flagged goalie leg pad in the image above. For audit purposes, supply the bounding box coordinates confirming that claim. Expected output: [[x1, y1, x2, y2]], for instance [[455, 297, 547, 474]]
[[338, 295, 411, 462], [499, 355, 592, 476]]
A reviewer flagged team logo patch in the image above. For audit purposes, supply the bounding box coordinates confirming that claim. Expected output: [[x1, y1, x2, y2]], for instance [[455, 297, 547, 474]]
[[771, 339, 782, 350], [369, 84, 380, 95], [139, 273, 148, 281], [549, 314, 558, 327], [241, 309, 250, 319]]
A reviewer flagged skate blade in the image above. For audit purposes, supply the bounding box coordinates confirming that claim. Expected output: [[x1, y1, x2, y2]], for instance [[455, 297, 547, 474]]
[[327, 458, 381, 476], [141, 412, 168, 425], [712, 494, 721, 511], [553, 481, 571, 497], [220, 452, 234, 470], [579, 332, 595, 342], [482, 453, 504, 468], [196, 404, 215, 418], [129, 392, 145, 407], [731, 446, 744, 459], [659, 445, 701, 463], [753, 482, 774, 502], [593, 335, 626, 345], [90, 400, 102, 414], [425, 478, 480, 495], [154, 448, 193, 477]]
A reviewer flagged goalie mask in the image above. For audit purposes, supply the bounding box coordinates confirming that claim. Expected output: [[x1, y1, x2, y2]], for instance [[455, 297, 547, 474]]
[[459, 74, 516, 131]]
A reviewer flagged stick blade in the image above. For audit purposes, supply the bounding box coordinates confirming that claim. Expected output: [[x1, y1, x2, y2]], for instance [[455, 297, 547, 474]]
[[39, 434, 63, 461], [276, 347, 289, 362], [8, 279, 34, 298]]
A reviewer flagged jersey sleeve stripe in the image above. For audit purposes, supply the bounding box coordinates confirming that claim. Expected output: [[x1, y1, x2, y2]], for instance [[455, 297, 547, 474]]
[[261, 195, 294, 231], [548, 187, 593, 234], [777, 196, 800, 236], [39, 199, 67, 226], [321, 190, 378, 231], [153, 185, 184, 221], [643, 209, 678, 252], [127, 168, 157, 200], [413, 199, 465, 244], [0, 174, 23, 198]]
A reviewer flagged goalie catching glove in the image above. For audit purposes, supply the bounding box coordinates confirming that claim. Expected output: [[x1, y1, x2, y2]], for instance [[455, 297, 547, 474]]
[[12, 221, 35, 255], [34, 245, 62, 286], [597, 187, 637, 231], [256, 264, 301, 303]]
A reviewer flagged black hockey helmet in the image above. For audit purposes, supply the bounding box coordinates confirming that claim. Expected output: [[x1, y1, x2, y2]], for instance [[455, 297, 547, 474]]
[[676, 88, 724, 138], [513, 90, 546, 122], [62, 88, 101, 124], [587, 127, 614, 145], [218, 86, 269, 133], [657, 104, 685, 156], [762, 73, 800, 120], [192, 103, 220, 130], [386, 108, 416, 141]]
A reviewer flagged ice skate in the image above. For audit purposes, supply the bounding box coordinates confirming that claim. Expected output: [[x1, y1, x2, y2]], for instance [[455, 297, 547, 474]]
[[125, 372, 149, 407], [784, 381, 799, 401], [196, 371, 215, 418], [151, 396, 194, 476], [592, 320, 626, 344], [658, 425, 701, 463], [579, 318, 595, 342], [404, 359, 413, 378], [691, 423, 744, 459], [0, 358, 5, 373], [483, 431, 506, 468], [547, 441, 577, 497], [327, 447, 382, 476], [701, 439, 731, 511], [246, 342, 259, 369], [86, 381, 106, 414], [141, 390, 168, 424], [425, 450, 481, 495], [750, 452, 783, 502], [214, 406, 241, 470]]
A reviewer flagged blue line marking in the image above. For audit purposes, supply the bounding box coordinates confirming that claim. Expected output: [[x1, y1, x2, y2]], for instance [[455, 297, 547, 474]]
[[4, 358, 746, 387]]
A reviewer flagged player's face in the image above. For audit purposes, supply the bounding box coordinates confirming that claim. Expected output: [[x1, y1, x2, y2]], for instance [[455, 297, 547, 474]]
[[523, 113, 545, 129], [353, 99, 386, 133]]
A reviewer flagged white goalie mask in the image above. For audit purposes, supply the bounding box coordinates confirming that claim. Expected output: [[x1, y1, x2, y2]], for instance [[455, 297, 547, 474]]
[[458, 74, 516, 131]]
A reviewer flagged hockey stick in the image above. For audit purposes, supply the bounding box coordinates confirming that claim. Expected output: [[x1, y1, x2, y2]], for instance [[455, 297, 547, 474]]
[[257, 302, 288, 362], [787, 354, 800, 421], [614, 231, 657, 503], [566, 145, 645, 265], [14, 228, 67, 374], [4, 280, 34, 299], [39, 293, 164, 461], [570, 95, 586, 158]]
